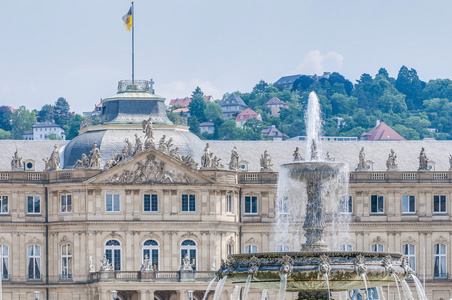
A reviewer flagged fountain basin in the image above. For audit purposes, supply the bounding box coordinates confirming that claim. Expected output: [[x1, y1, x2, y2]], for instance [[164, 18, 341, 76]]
[[281, 161, 345, 182], [217, 251, 412, 292]]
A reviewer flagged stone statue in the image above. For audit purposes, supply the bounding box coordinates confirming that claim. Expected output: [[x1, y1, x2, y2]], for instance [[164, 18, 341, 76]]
[[133, 134, 143, 155], [418, 147, 429, 170], [356, 147, 366, 171], [140, 254, 153, 272], [181, 155, 198, 169], [229, 146, 239, 170], [310, 139, 318, 161], [181, 254, 194, 270], [349, 289, 363, 300], [201, 143, 213, 168], [212, 156, 224, 169], [169, 146, 182, 161], [73, 153, 90, 169], [89, 142, 101, 168], [325, 151, 334, 161], [293, 147, 303, 162], [386, 149, 398, 171], [260, 150, 273, 171], [143, 116, 155, 149], [449, 155, 452, 171], [45, 144, 60, 171], [99, 254, 113, 271], [103, 153, 121, 171], [210, 256, 217, 271], [11, 149, 23, 170], [89, 256, 95, 273], [158, 135, 169, 153], [125, 138, 133, 157]]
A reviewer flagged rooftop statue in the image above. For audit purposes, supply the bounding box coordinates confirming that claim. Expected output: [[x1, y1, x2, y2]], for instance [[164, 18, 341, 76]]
[[169, 146, 182, 161], [133, 134, 143, 155], [293, 147, 303, 162], [158, 135, 173, 154], [89, 142, 101, 168], [142, 117, 155, 149], [11, 149, 23, 170], [356, 147, 367, 171], [229, 146, 239, 170], [260, 150, 273, 171], [386, 149, 398, 171], [212, 155, 224, 169], [201, 143, 213, 168], [449, 155, 452, 171], [325, 151, 334, 161], [103, 153, 121, 171], [181, 155, 198, 169], [418, 147, 429, 170], [73, 153, 90, 169], [44, 145, 60, 171]]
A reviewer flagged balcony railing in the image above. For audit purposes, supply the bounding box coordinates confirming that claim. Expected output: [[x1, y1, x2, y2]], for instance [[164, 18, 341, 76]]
[[433, 273, 449, 279], [59, 274, 73, 281], [88, 270, 216, 283]]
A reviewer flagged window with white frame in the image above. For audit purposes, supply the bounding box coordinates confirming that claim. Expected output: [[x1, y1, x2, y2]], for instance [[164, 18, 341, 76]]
[[226, 195, 233, 213], [245, 245, 258, 253], [370, 195, 384, 214], [277, 196, 289, 215], [0, 245, 8, 280], [181, 194, 196, 212], [371, 244, 384, 252], [143, 240, 159, 270], [27, 196, 40, 214], [227, 244, 234, 256], [339, 244, 354, 251], [0, 196, 8, 214], [180, 239, 197, 270], [144, 194, 158, 212], [60, 195, 72, 213], [434, 244, 447, 279], [277, 245, 290, 252], [60, 244, 72, 280], [340, 196, 353, 214], [105, 240, 121, 270], [403, 244, 416, 271], [27, 245, 41, 280], [402, 195, 415, 214], [105, 194, 120, 212], [434, 195, 447, 213], [244, 196, 258, 214]]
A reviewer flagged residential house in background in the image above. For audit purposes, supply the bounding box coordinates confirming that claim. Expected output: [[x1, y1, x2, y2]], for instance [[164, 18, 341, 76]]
[[235, 108, 262, 128], [360, 120, 406, 141], [218, 94, 248, 120], [168, 95, 213, 108], [22, 130, 33, 140], [82, 101, 102, 117], [274, 72, 331, 89], [31, 120, 65, 140], [261, 125, 287, 141], [199, 122, 215, 134], [265, 97, 288, 117]]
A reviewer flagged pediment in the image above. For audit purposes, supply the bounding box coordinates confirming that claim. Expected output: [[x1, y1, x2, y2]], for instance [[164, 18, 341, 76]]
[[87, 148, 215, 185]]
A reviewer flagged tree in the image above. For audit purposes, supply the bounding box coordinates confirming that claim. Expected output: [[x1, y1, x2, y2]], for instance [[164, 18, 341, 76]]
[[11, 106, 36, 139], [0, 129, 11, 140], [244, 118, 263, 133], [292, 76, 315, 93], [46, 133, 62, 140], [65, 114, 84, 140], [330, 93, 358, 115], [188, 116, 200, 136], [395, 66, 425, 110], [0, 107, 12, 131], [252, 80, 269, 93], [204, 102, 223, 122], [54, 97, 71, 126], [188, 87, 207, 122], [38, 104, 55, 122]]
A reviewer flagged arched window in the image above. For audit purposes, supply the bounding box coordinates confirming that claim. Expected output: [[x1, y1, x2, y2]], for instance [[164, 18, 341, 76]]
[[0, 245, 8, 280], [339, 244, 353, 251], [227, 244, 234, 256], [245, 245, 258, 253], [402, 244, 416, 271], [434, 244, 447, 279], [371, 244, 384, 252], [180, 240, 197, 270], [60, 244, 72, 280], [143, 240, 159, 270], [28, 245, 41, 280], [105, 240, 121, 271]]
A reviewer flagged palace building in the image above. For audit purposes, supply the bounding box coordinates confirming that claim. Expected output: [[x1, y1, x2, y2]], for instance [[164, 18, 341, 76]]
[[0, 80, 452, 300]]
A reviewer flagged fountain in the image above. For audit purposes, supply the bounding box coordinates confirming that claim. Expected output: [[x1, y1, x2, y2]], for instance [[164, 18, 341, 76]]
[[216, 92, 415, 299]]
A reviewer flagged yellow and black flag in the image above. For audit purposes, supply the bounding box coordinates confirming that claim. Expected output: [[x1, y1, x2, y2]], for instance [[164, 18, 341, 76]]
[[122, 6, 132, 31]]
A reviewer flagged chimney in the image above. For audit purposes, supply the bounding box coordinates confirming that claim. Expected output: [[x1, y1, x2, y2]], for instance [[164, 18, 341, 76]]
[[376, 120, 381, 127]]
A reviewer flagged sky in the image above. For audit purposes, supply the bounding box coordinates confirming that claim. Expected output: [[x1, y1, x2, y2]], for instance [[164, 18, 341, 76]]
[[1, 0, 452, 114]]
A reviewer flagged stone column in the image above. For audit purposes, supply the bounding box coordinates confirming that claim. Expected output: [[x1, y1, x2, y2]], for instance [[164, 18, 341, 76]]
[[133, 231, 140, 270], [125, 230, 133, 270], [149, 290, 155, 300], [200, 231, 209, 270]]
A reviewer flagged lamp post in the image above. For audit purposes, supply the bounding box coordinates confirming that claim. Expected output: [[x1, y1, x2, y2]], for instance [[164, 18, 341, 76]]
[[111, 290, 118, 300], [187, 290, 194, 300], [34, 291, 40, 300]]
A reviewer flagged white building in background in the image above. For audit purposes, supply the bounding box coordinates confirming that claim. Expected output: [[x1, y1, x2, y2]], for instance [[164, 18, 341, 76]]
[[32, 120, 65, 140]]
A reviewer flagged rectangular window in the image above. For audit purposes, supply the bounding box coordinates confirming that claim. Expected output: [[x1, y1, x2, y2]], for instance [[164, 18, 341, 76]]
[[244, 196, 258, 214], [402, 195, 416, 214], [182, 194, 196, 212], [27, 245, 41, 280], [60, 195, 72, 213], [106, 194, 120, 212], [340, 196, 353, 214], [434, 244, 447, 279], [144, 194, 158, 212], [434, 195, 447, 213], [60, 244, 72, 280], [27, 196, 40, 214], [0, 196, 8, 214], [370, 195, 384, 214], [226, 195, 233, 213], [0, 245, 9, 280], [277, 196, 289, 215]]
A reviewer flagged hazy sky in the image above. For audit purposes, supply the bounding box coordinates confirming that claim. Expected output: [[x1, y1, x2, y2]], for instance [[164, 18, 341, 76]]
[[1, 0, 452, 113]]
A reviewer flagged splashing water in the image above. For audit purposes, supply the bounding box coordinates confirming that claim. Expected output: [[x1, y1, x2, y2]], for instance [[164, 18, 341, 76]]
[[279, 273, 287, 300], [213, 276, 228, 300], [231, 285, 241, 300], [202, 276, 217, 300], [324, 273, 331, 300], [377, 286, 386, 300], [392, 274, 402, 300], [361, 273, 369, 293], [400, 280, 414, 300], [412, 275, 428, 300], [243, 274, 252, 300], [306, 91, 323, 161], [261, 289, 268, 300]]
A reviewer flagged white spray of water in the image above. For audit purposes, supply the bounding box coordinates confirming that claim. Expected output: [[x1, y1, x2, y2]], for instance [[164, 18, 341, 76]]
[[400, 280, 414, 300], [231, 285, 241, 300], [412, 275, 428, 300], [392, 274, 402, 300], [279, 273, 287, 300], [260, 289, 268, 300], [324, 273, 331, 300], [243, 274, 252, 300], [377, 286, 386, 300], [202, 276, 217, 300], [212, 276, 228, 300], [306, 91, 323, 161]]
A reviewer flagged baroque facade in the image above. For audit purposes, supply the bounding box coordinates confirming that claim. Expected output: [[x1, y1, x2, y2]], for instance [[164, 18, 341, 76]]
[[1, 81, 452, 300]]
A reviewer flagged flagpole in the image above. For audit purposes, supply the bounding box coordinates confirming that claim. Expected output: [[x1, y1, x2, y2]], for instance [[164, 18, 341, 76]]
[[131, 1, 135, 84]]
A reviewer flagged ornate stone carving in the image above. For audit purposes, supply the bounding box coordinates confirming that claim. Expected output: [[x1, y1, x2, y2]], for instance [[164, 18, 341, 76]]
[[88, 142, 101, 168], [401, 256, 413, 276], [382, 255, 394, 276], [280, 255, 294, 277], [372, 236, 386, 245], [73, 153, 90, 169], [386, 149, 398, 171], [293, 147, 303, 162], [201, 143, 213, 168], [248, 256, 260, 276], [181, 254, 195, 270], [133, 134, 143, 155], [158, 135, 173, 154], [140, 254, 154, 271], [260, 150, 273, 171], [169, 147, 182, 161], [99, 254, 113, 271], [356, 147, 366, 171], [318, 254, 331, 276], [210, 256, 216, 271], [180, 155, 198, 169], [123, 138, 133, 159], [354, 254, 367, 276], [229, 146, 239, 170], [142, 116, 155, 149], [103, 153, 122, 171], [325, 151, 334, 161], [89, 256, 95, 273], [310, 139, 318, 161], [44, 144, 60, 171], [11, 149, 23, 170], [449, 154, 452, 171], [418, 147, 429, 170]]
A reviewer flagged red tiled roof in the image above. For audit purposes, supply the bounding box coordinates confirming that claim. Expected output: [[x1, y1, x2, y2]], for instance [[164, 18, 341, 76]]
[[360, 121, 405, 141], [169, 96, 213, 107], [172, 107, 190, 113], [235, 108, 261, 122]]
